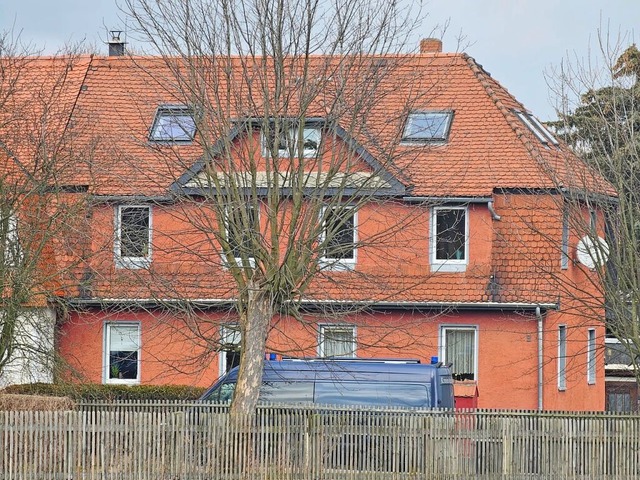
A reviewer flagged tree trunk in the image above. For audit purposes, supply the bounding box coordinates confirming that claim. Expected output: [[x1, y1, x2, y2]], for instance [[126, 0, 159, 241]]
[[231, 281, 273, 414]]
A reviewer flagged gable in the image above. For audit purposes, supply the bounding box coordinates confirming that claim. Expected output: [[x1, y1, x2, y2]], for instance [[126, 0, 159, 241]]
[[170, 118, 407, 197]]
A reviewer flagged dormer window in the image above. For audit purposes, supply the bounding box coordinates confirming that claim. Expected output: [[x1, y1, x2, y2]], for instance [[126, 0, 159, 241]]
[[402, 111, 453, 142], [263, 126, 321, 158], [514, 110, 559, 147], [149, 106, 196, 142]]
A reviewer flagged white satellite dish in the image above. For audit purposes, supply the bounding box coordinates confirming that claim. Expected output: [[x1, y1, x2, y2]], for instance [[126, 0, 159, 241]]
[[576, 236, 609, 269]]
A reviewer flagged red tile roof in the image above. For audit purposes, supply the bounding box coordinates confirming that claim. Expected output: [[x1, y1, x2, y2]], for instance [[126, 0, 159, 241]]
[[3, 50, 614, 307]]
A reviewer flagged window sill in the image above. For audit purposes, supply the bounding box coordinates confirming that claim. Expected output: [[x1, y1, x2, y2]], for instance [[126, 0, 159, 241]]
[[320, 259, 356, 271], [105, 379, 140, 386], [222, 255, 256, 269], [431, 262, 467, 273], [115, 257, 151, 269]]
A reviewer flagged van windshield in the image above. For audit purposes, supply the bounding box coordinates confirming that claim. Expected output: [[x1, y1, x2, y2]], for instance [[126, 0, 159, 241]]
[[202, 382, 235, 403]]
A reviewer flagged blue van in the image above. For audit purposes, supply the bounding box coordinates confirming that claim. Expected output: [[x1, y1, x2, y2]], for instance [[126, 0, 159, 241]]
[[200, 358, 454, 409]]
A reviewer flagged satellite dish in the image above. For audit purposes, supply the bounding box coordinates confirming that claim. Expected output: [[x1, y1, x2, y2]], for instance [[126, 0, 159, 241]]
[[576, 236, 609, 269]]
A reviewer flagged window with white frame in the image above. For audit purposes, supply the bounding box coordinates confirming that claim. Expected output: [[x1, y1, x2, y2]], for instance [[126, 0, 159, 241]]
[[219, 325, 241, 374], [402, 111, 453, 142], [104, 323, 140, 384], [441, 326, 477, 381], [224, 204, 258, 267], [558, 325, 567, 391], [319, 325, 356, 358], [587, 328, 596, 384], [514, 110, 559, 147], [321, 206, 356, 268], [431, 207, 467, 271], [561, 207, 569, 270], [115, 205, 151, 269], [263, 126, 321, 158], [1, 213, 19, 267], [149, 105, 196, 142]]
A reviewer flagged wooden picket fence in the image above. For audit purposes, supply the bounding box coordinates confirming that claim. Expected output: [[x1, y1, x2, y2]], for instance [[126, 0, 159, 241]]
[[1, 401, 640, 479]]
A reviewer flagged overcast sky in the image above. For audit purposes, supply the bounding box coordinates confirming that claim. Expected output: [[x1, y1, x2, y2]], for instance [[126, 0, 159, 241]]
[[2, 0, 639, 120]]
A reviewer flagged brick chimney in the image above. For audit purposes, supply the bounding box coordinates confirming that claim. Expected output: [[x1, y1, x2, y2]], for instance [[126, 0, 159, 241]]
[[420, 38, 443, 54], [108, 31, 126, 57]]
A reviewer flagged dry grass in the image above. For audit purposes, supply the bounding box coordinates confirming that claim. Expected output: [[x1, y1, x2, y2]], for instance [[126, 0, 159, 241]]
[[0, 393, 74, 411]]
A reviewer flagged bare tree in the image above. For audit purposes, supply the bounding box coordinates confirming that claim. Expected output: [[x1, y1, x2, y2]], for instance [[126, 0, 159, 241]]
[[0, 31, 93, 386], [547, 33, 640, 386], [115, 0, 449, 412]]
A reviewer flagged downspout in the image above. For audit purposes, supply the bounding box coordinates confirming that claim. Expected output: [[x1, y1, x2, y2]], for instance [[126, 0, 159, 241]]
[[488, 201, 501, 221], [536, 306, 544, 410]]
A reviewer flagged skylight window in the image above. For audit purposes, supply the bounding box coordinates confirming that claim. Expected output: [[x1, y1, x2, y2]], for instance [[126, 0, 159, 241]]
[[402, 111, 453, 142], [514, 110, 559, 147], [150, 106, 196, 142]]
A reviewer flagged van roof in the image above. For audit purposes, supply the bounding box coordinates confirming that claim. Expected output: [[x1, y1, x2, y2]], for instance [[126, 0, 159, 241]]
[[221, 359, 442, 382]]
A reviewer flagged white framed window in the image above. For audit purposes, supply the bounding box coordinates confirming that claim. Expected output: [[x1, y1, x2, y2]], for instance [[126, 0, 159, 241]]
[[587, 328, 596, 385], [589, 208, 597, 234], [104, 322, 141, 385], [320, 206, 357, 269], [514, 110, 559, 147], [440, 326, 478, 381], [262, 126, 321, 158], [561, 207, 569, 270], [558, 325, 567, 391], [115, 205, 152, 269], [431, 206, 468, 272], [223, 204, 258, 267], [1, 213, 19, 267], [149, 105, 196, 142], [319, 325, 356, 358], [219, 325, 241, 375], [402, 111, 453, 142]]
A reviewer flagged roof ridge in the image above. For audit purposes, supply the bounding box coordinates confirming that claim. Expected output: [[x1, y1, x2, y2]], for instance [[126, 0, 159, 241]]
[[62, 55, 94, 146], [464, 55, 554, 183]]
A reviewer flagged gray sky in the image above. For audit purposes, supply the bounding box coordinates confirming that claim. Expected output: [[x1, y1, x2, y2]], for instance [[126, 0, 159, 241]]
[[2, 0, 639, 120]]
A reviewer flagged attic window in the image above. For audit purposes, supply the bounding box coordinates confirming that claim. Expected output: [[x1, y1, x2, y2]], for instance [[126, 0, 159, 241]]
[[263, 126, 321, 158], [150, 106, 196, 142], [402, 111, 453, 142], [514, 110, 559, 147]]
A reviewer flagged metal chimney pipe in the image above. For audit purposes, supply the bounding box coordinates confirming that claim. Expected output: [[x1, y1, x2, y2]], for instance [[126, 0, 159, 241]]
[[108, 30, 126, 57]]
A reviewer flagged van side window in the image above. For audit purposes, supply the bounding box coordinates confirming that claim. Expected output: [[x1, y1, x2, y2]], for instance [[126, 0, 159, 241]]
[[314, 382, 430, 408], [259, 381, 314, 404]]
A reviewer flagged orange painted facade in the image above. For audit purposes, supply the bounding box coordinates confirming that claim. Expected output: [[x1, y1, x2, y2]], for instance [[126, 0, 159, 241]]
[[4, 45, 612, 411]]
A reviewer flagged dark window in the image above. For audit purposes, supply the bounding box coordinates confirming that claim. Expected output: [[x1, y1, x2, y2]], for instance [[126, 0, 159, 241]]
[[106, 324, 140, 382], [225, 205, 258, 262], [434, 208, 466, 261], [607, 392, 632, 412], [150, 106, 196, 142], [314, 382, 430, 408], [323, 207, 355, 261], [260, 382, 315, 404], [118, 206, 150, 259], [402, 111, 453, 142]]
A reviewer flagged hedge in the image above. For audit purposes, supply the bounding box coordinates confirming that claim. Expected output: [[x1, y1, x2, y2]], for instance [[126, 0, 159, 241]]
[[3, 383, 206, 401]]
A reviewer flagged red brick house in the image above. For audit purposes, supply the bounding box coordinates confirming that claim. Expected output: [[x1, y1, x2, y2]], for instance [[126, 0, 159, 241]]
[[3, 40, 613, 410]]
